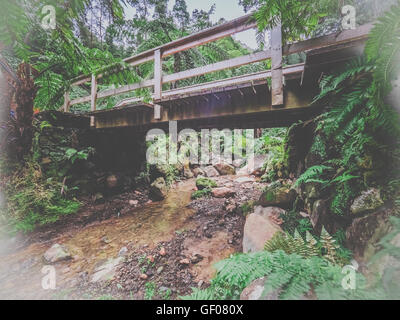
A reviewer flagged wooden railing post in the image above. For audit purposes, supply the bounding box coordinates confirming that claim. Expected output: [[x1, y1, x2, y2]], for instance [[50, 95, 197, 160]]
[[63, 91, 70, 112], [271, 22, 284, 107], [154, 49, 162, 120], [90, 74, 97, 127]]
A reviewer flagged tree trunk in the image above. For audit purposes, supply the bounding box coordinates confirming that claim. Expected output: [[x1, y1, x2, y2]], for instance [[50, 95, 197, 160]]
[[14, 62, 38, 159]]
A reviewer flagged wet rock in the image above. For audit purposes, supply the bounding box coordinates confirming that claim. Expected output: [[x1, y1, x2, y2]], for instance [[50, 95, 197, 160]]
[[44, 244, 71, 263], [214, 162, 235, 175], [150, 177, 168, 201], [203, 166, 220, 177], [129, 199, 139, 206], [101, 236, 111, 244], [90, 257, 124, 283], [258, 184, 296, 209], [118, 247, 128, 257], [243, 206, 285, 253], [350, 188, 384, 215], [237, 154, 267, 176], [212, 187, 235, 198]]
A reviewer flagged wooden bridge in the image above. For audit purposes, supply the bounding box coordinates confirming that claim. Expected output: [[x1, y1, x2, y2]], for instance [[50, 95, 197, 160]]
[[62, 14, 372, 131]]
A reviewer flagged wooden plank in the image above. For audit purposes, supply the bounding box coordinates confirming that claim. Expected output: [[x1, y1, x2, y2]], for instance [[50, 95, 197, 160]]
[[162, 21, 257, 57], [63, 91, 70, 112], [271, 23, 283, 107], [96, 79, 154, 99], [90, 74, 97, 127], [163, 50, 272, 85], [154, 49, 162, 101], [283, 23, 373, 56], [70, 79, 154, 106], [70, 95, 91, 105], [71, 14, 255, 86], [161, 64, 304, 99], [124, 14, 255, 64]]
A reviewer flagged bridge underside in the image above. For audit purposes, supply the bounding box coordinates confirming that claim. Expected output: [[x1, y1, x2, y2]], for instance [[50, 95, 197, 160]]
[[88, 40, 365, 132]]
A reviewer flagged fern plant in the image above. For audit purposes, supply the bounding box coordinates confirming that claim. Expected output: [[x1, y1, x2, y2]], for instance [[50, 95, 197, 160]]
[[182, 250, 384, 300], [264, 228, 347, 266]]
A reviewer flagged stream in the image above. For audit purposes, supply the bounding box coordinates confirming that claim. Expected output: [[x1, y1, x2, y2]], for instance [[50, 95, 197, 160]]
[[0, 176, 249, 299]]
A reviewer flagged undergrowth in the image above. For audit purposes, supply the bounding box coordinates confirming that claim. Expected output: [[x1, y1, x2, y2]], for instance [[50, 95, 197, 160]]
[[1, 160, 80, 232]]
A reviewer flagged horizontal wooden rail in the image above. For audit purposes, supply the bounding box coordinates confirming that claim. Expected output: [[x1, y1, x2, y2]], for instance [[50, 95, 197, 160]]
[[64, 14, 373, 119], [162, 50, 272, 85], [161, 63, 304, 99], [71, 14, 256, 86]]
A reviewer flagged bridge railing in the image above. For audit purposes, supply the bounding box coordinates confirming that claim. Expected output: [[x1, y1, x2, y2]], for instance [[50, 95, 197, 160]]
[[63, 13, 373, 125]]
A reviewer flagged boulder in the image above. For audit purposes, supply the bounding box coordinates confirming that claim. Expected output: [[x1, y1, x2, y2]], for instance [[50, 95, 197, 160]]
[[90, 257, 124, 283], [243, 206, 285, 253], [350, 188, 384, 215], [258, 184, 296, 209], [212, 187, 235, 198], [183, 166, 194, 179], [150, 177, 168, 201], [196, 177, 217, 190], [214, 162, 235, 176], [203, 166, 220, 177], [44, 244, 71, 263], [237, 154, 267, 176], [233, 158, 246, 168], [310, 198, 338, 235], [192, 167, 205, 177], [346, 208, 392, 261]]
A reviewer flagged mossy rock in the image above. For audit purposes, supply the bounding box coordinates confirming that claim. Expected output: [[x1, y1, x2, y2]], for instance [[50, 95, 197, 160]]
[[196, 177, 217, 190], [258, 184, 297, 209]]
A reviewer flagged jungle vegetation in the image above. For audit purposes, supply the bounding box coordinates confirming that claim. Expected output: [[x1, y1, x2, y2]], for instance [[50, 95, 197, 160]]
[[0, 0, 400, 299]]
